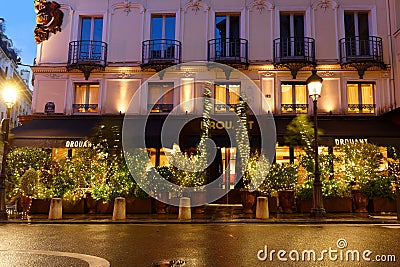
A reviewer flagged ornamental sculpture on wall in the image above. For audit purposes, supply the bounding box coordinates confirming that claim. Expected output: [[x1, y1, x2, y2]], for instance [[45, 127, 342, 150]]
[[34, 0, 64, 44]]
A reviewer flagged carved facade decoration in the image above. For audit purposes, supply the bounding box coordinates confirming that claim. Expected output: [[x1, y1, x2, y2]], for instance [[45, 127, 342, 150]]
[[34, 0, 64, 44], [311, 0, 339, 11], [111, 1, 145, 15], [184, 0, 209, 14], [247, 0, 274, 14]]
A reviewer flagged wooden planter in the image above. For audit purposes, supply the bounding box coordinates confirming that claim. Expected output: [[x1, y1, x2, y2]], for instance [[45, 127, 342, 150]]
[[63, 199, 85, 214], [323, 197, 352, 213], [191, 191, 206, 214], [153, 192, 169, 214], [126, 197, 152, 214], [278, 190, 295, 213], [268, 196, 278, 213], [370, 197, 397, 213], [96, 201, 113, 214], [241, 190, 257, 214], [352, 190, 368, 213], [296, 199, 313, 213], [30, 198, 50, 214]]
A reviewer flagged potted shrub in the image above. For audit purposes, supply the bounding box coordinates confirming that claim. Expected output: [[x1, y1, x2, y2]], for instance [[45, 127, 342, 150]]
[[337, 143, 384, 213], [19, 169, 39, 214], [240, 153, 270, 214], [268, 163, 298, 213], [295, 179, 313, 213], [362, 173, 396, 213], [322, 179, 352, 212], [147, 166, 173, 214]]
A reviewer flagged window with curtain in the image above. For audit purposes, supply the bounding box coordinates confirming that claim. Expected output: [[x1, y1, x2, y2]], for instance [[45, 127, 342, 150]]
[[214, 83, 240, 112], [344, 11, 370, 56], [281, 82, 308, 113], [73, 83, 99, 113], [280, 12, 305, 57], [148, 82, 174, 113], [347, 82, 375, 113]]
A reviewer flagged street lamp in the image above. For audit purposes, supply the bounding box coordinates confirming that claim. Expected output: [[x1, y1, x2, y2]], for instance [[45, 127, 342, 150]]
[[306, 70, 326, 217], [0, 85, 17, 220]]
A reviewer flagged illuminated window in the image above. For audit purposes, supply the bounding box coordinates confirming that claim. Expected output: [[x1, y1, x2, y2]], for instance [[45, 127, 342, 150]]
[[73, 83, 99, 113], [214, 83, 240, 112], [148, 82, 174, 113], [52, 148, 69, 161], [347, 82, 375, 113], [281, 82, 308, 113]]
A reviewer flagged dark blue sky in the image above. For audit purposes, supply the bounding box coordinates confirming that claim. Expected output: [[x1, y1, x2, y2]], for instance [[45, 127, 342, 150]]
[[0, 3, 36, 66]]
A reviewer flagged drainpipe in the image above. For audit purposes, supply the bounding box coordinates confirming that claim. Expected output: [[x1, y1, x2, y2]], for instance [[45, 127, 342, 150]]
[[386, 0, 397, 108]]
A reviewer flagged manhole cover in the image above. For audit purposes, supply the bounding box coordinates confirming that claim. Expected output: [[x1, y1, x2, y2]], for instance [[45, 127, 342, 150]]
[[151, 259, 186, 267]]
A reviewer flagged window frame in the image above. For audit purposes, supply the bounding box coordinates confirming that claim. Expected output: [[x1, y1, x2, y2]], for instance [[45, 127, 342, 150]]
[[346, 81, 376, 114], [214, 82, 241, 113], [73, 83, 100, 114], [280, 81, 308, 114], [147, 82, 175, 113]]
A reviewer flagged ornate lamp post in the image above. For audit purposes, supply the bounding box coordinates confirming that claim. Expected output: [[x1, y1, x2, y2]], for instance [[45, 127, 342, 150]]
[[306, 70, 326, 217], [0, 85, 17, 220]]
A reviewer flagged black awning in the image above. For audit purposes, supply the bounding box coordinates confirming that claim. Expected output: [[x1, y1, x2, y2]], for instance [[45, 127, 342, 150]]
[[275, 115, 400, 146], [11, 116, 108, 148]]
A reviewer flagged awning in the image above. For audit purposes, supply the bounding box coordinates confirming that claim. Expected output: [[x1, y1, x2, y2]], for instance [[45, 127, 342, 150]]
[[11, 116, 106, 148], [275, 115, 400, 146]]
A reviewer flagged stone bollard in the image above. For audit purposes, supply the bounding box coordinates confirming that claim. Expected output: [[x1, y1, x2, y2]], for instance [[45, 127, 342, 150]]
[[112, 197, 126, 221], [256, 196, 269, 219], [178, 197, 191, 220], [48, 198, 62, 220]]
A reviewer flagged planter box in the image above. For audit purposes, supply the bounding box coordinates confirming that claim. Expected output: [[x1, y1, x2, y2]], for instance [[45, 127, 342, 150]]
[[30, 199, 50, 214], [323, 197, 352, 213], [63, 199, 85, 214], [278, 190, 295, 213], [268, 196, 278, 213], [126, 197, 152, 214], [96, 201, 113, 214], [296, 199, 312, 213], [370, 197, 397, 213]]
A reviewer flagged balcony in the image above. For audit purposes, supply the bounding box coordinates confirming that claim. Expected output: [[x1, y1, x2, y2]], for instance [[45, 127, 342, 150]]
[[141, 39, 181, 72], [72, 104, 99, 113], [347, 103, 376, 114], [281, 104, 308, 114], [67, 41, 108, 80], [273, 37, 316, 79], [148, 104, 174, 113], [214, 103, 238, 113], [339, 36, 385, 79], [208, 38, 248, 70]]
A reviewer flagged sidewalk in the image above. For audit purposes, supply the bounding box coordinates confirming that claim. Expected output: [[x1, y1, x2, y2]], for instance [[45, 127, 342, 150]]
[[3, 204, 399, 224]]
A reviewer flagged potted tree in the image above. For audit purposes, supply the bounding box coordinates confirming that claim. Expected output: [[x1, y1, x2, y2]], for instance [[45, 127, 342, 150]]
[[241, 152, 270, 214], [337, 142, 383, 213], [19, 169, 39, 215], [147, 166, 173, 214], [296, 179, 313, 213], [322, 179, 352, 212]]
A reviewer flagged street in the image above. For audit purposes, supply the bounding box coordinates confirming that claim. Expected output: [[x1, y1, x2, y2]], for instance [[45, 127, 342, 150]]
[[0, 223, 399, 266]]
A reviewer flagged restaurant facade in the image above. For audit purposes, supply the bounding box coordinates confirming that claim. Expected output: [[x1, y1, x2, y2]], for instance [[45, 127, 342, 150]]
[[12, 0, 400, 191]]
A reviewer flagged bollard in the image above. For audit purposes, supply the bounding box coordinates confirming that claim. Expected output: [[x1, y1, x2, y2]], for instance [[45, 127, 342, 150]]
[[178, 197, 191, 220], [256, 196, 269, 219], [48, 198, 62, 220], [112, 197, 126, 221]]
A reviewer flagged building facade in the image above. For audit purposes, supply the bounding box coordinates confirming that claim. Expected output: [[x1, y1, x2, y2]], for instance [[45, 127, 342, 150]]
[[13, 0, 400, 187], [0, 19, 32, 128]]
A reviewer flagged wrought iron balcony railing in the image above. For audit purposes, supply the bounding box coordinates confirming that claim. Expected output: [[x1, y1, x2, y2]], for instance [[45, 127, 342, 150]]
[[281, 104, 309, 113], [67, 41, 108, 79], [148, 104, 174, 113], [214, 103, 238, 112], [273, 37, 316, 65], [339, 36, 383, 64], [208, 38, 248, 66], [142, 39, 181, 67], [347, 103, 376, 113], [72, 104, 99, 113]]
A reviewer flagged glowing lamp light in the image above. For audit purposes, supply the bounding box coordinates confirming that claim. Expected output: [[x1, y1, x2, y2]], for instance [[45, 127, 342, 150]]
[[306, 70, 323, 101], [3, 86, 17, 108]]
